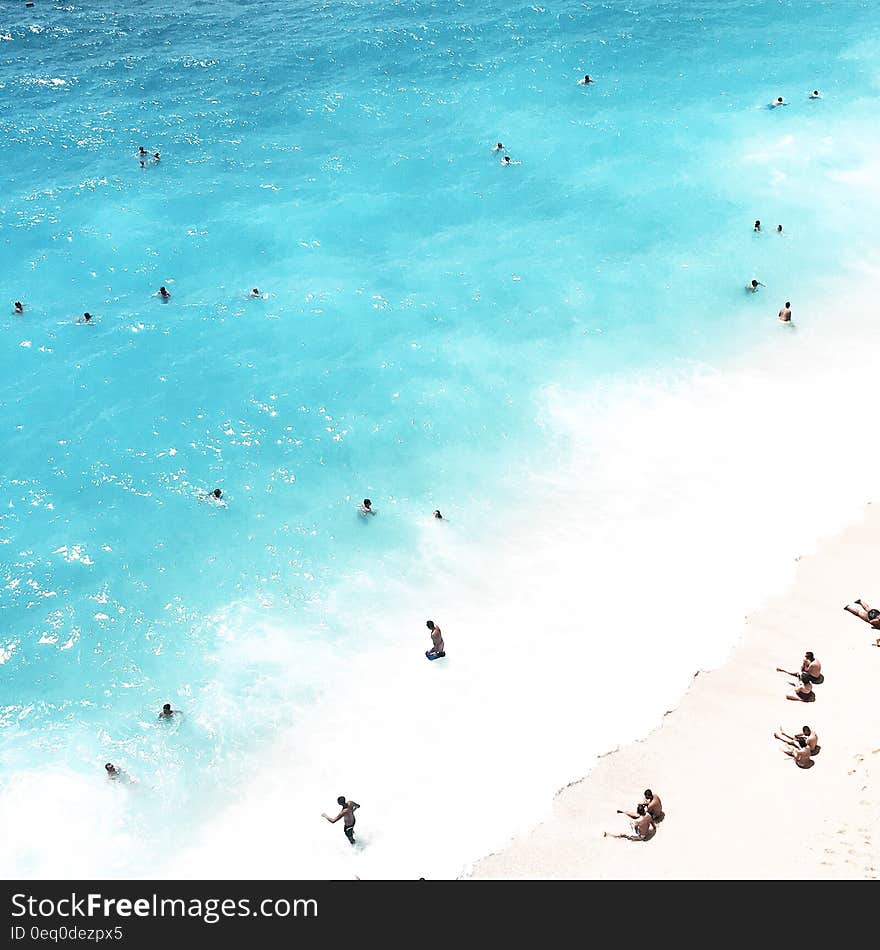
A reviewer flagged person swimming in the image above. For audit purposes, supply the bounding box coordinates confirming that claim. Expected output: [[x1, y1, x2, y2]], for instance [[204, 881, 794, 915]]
[[153, 152, 160, 161], [158, 286, 171, 299], [14, 301, 23, 314], [776, 224, 783, 233], [747, 279, 764, 293], [79, 312, 92, 323], [138, 146, 148, 156], [210, 488, 222, 501], [771, 96, 786, 107], [492, 142, 505, 152], [809, 90, 820, 99], [158, 703, 181, 719], [754, 219, 761, 232], [358, 498, 375, 515], [778, 301, 792, 323], [579, 74, 594, 84], [433, 509, 443, 520], [249, 288, 261, 297]]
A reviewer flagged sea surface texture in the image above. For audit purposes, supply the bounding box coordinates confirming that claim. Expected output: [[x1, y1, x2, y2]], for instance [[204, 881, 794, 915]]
[[2, 0, 880, 878]]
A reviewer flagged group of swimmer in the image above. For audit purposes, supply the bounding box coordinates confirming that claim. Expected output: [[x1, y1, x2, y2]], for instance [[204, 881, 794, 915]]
[[104, 704, 182, 782], [137, 146, 160, 168], [770, 90, 821, 107]]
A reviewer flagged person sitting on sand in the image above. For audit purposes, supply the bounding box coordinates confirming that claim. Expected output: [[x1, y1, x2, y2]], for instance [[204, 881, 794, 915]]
[[774, 732, 812, 768], [747, 278, 764, 293], [605, 803, 655, 841], [643, 788, 664, 822], [785, 672, 814, 702], [14, 301, 23, 314], [778, 725, 819, 755], [778, 301, 792, 323], [777, 652, 822, 683], [358, 498, 375, 515]]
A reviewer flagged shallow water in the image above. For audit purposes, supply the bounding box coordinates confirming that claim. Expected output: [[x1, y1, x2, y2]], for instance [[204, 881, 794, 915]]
[[2, 0, 880, 878]]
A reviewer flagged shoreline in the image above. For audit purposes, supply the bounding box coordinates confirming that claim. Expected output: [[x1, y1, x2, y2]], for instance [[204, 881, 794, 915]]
[[467, 503, 880, 879]]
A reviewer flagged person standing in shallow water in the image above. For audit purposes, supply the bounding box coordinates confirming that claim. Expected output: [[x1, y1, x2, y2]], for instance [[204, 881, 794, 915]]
[[778, 301, 792, 323], [322, 796, 360, 845]]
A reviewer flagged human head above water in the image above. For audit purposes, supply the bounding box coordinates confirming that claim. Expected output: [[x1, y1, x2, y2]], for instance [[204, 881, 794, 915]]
[[105, 763, 117, 773], [750, 279, 759, 288], [212, 488, 222, 499], [362, 498, 371, 508], [433, 509, 442, 519], [163, 703, 172, 713]]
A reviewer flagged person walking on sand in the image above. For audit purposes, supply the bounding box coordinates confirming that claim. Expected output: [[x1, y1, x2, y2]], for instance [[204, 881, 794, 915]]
[[605, 803, 655, 841], [643, 789, 664, 822], [322, 796, 360, 845], [774, 732, 812, 768], [778, 301, 792, 323], [425, 620, 445, 659], [778, 725, 819, 755], [785, 672, 815, 702]]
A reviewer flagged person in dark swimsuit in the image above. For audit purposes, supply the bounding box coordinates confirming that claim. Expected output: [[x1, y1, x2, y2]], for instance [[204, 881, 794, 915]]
[[322, 797, 360, 845], [845, 599, 880, 646]]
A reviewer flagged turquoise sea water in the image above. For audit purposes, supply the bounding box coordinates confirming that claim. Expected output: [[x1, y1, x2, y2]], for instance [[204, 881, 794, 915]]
[[3, 0, 880, 878]]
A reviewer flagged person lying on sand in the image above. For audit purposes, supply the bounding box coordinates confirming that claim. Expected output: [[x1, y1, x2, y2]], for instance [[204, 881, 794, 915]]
[[643, 788, 664, 821], [776, 652, 822, 683], [844, 599, 880, 646], [773, 732, 812, 768], [778, 725, 819, 754], [785, 672, 815, 702], [605, 803, 655, 841]]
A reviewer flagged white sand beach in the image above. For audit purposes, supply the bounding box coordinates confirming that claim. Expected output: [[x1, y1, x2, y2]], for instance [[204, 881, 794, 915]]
[[469, 505, 880, 879]]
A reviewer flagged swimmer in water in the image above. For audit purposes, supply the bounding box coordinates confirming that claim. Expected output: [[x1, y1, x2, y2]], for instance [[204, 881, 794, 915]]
[[501, 156, 521, 166], [153, 152, 160, 161], [209, 488, 222, 501], [104, 762, 131, 782], [747, 279, 764, 293], [358, 498, 375, 515], [433, 509, 443, 520], [158, 703, 181, 720], [158, 286, 171, 299], [140, 160, 145, 168], [809, 90, 820, 99], [492, 142, 505, 152], [777, 224, 783, 233], [754, 219, 761, 232], [778, 301, 792, 323], [579, 74, 594, 84], [14, 301, 23, 314], [249, 288, 261, 298], [79, 312, 93, 323], [138, 147, 148, 156], [771, 96, 786, 107]]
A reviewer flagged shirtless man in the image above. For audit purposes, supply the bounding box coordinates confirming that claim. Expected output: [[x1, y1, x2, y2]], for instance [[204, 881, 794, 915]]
[[778, 301, 792, 323], [844, 598, 880, 646], [643, 788, 664, 822], [747, 278, 764, 293], [778, 725, 819, 754], [785, 672, 814, 702], [426, 620, 445, 659], [605, 803, 655, 841], [322, 796, 360, 845], [158, 703, 181, 720], [774, 733, 812, 768], [776, 652, 821, 683]]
